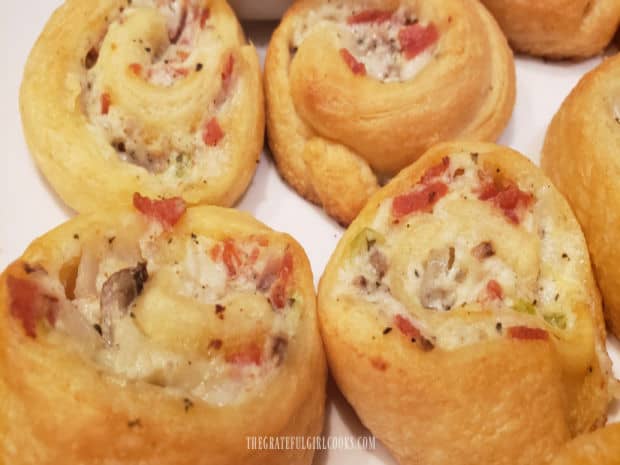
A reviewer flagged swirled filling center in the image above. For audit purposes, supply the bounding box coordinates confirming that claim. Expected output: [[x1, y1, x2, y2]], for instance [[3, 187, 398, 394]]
[[8, 205, 300, 406], [292, 4, 438, 82], [80, 0, 235, 182], [333, 152, 586, 349]]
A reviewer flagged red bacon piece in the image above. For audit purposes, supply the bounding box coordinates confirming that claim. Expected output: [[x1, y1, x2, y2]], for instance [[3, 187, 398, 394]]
[[222, 54, 234, 82], [210, 243, 222, 261], [248, 247, 260, 266], [498, 187, 533, 223], [133, 193, 186, 229], [392, 181, 448, 218], [394, 315, 421, 339], [486, 280, 504, 300], [203, 117, 224, 147], [222, 240, 242, 277], [270, 251, 294, 310], [226, 343, 262, 365], [7, 275, 59, 338], [340, 49, 366, 76], [398, 22, 439, 59], [508, 326, 549, 341], [478, 177, 533, 225], [347, 9, 393, 24], [478, 181, 499, 201], [100, 93, 111, 115], [421, 157, 450, 183], [392, 157, 452, 218], [200, 8, 210, 28], [173, 67, 189, 77], [128, 63, 143, 76]]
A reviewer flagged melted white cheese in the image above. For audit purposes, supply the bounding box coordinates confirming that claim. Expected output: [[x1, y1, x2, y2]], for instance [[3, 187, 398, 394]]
[[53, 226, 299, 405], [334, 152, 582, 349], [292, 4, 436, 83], [82, 0, 231, 184]]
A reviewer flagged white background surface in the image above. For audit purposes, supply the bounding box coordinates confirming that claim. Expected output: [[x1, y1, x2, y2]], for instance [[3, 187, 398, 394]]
[[0, 2, 618, 464]]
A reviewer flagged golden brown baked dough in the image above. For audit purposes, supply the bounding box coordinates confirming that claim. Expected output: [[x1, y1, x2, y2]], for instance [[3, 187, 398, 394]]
[[0, 198, 325, 465], [479, 0, 620, 59], [549, 423, 620, 465], [318, 142, 614, 465], [542, 54, 620, 339], [20, 0, 264, 213], [265, 0, 515, 225]]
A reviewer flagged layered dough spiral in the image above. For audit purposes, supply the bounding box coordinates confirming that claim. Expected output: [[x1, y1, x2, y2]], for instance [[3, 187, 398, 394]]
[[479, 0, 620, 59], [317, 142, 614, 465], [542, 54, 620, 339], [20, 0, 264, 213], [0, 198, 325, 465], [265, 0, 515, 225]]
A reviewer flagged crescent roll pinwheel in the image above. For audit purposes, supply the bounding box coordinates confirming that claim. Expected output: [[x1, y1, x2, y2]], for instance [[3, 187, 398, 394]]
[[479, 0, 620, 59], [265, 0, 515, 225], [317, 142, 614, 465], [0, 197, 325, 465], [542, 54, 620, 339], [548, 423, 620, 465], [20, 0, 264, 212]]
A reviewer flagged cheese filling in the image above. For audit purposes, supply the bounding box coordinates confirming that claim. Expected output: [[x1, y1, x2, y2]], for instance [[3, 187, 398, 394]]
[[22, 225, 299, 406], [334, 152, 586, 349], [292, 4, 437, 83], [80, 0, 233, 183]]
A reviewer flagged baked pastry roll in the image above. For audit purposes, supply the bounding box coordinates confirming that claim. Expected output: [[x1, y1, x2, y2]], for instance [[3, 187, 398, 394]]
[[20, 0, 264, 212], [542, 54, 620, 339], [317, 142, 614, 465], [265, 0, 515, 225], [549, 424, 620, 465], [479, 0, 620, 59], [0, 197, 325, 465]]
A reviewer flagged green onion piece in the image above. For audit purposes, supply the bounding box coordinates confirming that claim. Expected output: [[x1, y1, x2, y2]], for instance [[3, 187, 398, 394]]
[[348, 228, 385, 258], [513, 299, 536, 315], [544, 313, 567, 330]]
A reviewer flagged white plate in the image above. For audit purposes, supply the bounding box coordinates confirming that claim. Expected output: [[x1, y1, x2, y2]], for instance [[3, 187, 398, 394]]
[[0, 3, 618, 464]]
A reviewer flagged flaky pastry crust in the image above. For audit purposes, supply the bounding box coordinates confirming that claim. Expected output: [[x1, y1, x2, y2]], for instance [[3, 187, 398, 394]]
[[480, 0, 620, 59], [542, 54, 620, 339], [0, 203, 326, 465], [265, 0, 515, 225], [318, 142, 613, 465], [20, 0, 264, 212]]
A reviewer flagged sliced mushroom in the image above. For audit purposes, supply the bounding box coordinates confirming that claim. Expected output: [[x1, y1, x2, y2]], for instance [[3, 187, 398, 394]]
[[257, 257, 281, 292], [84, 47, 99, 69], [123, 147, 169, 174], [168, 1, 188, 44], [100, 262, 148, 345], [419, 287, 456, 312], [419, 335, 435, 352], [471, 241, 495, 260], [419, 247, 457, 311], [271, 336, 288, 366], [370, 249, 388, 279], [352, 275, 368, 289]]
